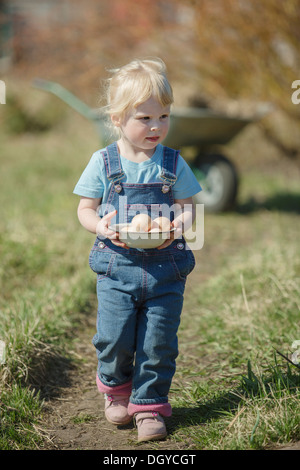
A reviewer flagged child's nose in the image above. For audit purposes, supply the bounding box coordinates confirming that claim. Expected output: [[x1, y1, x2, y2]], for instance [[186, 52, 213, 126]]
[[151, 121, 159, 131]]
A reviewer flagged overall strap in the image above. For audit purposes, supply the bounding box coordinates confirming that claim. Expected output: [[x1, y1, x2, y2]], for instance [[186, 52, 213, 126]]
[[160, 146, 179, 193], [102, 142, 125, 181]]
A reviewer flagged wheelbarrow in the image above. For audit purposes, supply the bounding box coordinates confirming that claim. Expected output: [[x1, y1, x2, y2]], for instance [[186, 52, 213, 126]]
[[33, 78, 270, 212]]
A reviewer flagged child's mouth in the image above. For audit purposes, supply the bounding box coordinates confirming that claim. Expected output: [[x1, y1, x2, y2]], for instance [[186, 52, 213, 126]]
[[146, 136, 159, 142]]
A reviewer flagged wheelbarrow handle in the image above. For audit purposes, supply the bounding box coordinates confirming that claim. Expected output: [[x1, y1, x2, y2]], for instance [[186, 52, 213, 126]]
[[33, 78, 95, 120]]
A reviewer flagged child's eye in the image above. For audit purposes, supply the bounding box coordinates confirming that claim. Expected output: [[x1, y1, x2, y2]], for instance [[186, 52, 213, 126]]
[[161, 114, 169, 119], [140, 116, 150, 121]]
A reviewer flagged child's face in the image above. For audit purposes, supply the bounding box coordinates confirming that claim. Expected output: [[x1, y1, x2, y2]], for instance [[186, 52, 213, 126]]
[[112, 95, 170, 154]]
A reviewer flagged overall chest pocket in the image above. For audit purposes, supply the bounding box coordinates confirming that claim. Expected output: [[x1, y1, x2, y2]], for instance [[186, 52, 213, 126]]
[[125, 203, 162, 222], [89, 248, 116, 278]]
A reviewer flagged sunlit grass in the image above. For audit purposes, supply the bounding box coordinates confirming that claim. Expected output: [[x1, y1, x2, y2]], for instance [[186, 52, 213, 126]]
[[0, 107, 100, 448], [169, 174, 300, 449]]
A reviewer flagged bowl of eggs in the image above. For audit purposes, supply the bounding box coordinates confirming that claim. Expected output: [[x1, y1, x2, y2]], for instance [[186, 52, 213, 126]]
[[110, 214, 175, 249]]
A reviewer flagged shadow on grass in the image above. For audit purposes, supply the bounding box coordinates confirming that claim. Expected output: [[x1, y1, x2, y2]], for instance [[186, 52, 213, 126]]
[[168, 388, 241, 436], [168, 361, 300, 439], [237, 191, 300, 214], [27, 351, 76, 401]]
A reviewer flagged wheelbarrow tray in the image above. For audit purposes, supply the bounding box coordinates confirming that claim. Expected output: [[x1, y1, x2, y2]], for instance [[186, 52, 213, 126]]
[[164, 107, 251, 148]]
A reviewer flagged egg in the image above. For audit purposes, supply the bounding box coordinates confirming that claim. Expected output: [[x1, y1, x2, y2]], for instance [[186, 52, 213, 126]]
[[130, 214, 152, 232], [152, 216, 172, 232]]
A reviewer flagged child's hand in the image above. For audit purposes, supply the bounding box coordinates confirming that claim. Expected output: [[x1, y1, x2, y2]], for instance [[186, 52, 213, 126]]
[[96, 210, 129, 249], [157, 197, 194, 250], [156, 220, 182, 250]]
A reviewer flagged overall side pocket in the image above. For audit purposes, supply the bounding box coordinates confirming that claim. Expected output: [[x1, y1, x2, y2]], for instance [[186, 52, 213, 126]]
[[89, 240, 116, 277], [170, 249, 196, 281]]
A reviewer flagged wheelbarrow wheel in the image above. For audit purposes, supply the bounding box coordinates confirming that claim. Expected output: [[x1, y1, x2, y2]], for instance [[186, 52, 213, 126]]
[[192, 154, 238, 212]]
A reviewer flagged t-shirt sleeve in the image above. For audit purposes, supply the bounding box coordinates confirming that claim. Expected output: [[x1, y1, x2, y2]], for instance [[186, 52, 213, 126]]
[[73, 151, 105, 198], [172, 155, 202, 200]]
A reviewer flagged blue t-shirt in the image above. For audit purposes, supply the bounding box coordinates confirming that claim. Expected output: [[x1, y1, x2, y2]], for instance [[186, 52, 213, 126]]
[[73, 144, 201, 201]]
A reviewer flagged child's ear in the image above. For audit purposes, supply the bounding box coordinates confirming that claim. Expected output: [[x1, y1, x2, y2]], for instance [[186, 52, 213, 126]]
[[111, 114, 121, 128]]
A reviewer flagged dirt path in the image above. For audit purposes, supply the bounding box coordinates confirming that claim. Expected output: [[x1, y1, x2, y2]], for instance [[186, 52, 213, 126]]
[[42, 315, 162, 451], [42, 313, 201, 451]]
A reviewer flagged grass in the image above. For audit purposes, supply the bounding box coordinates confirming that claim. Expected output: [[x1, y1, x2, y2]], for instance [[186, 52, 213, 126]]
[[0, 101, 99, 448], [169, 359, 300, 450], [169, 166, 300, 449], [0, 93, 299, 450]]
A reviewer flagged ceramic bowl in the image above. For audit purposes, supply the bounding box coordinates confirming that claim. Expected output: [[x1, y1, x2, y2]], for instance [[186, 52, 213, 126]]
[[109, 223, 175, 249]]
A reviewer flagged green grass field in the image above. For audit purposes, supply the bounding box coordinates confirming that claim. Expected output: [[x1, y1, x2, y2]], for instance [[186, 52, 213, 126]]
[[0, 99, 299, 450]]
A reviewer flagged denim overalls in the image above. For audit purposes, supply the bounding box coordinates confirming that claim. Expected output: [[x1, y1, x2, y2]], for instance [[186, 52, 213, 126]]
[[89, 142, 195, 417]]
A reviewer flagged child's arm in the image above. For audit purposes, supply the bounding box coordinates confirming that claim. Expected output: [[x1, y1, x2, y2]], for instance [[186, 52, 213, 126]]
[[157, 196, 195, 250], [77, 197, 128, 248], [77, 196, 101, 234]]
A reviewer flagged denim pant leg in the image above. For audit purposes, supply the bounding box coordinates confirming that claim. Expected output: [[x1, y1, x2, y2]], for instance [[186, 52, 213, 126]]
[[129, 271, 186, 413], [92, 275, 138, 388]]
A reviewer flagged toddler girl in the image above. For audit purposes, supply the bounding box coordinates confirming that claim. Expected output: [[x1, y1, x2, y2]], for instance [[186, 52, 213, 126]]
[[74, 58, 201, 442]]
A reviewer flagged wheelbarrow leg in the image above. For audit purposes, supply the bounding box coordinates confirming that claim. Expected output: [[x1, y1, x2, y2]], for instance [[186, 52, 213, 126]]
[[192, 154, 238, 212]]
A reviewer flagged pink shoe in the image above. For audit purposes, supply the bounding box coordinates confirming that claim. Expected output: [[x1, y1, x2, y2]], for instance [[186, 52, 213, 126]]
[[104, 394, 132, 425], [135, 411, 167, 442]]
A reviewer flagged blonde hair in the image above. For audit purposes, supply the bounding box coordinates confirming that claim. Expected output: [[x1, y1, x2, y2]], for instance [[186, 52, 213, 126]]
[[105, 58, 173, 120]]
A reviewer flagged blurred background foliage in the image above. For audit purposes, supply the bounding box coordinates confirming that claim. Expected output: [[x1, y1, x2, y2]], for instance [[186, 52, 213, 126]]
[[0, 0, 300, 158]]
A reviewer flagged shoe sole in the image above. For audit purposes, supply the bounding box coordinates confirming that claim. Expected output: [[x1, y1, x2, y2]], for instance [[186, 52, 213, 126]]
[[138, 432, 167, 443], [105, 415, 133, 426]]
